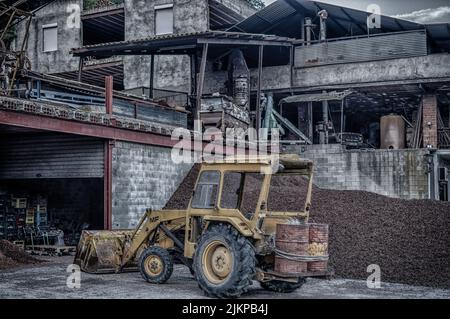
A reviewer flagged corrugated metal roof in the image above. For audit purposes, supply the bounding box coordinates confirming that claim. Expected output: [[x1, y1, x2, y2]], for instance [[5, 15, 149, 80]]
[[229, 0, 423, 36], [72, 31, 295, 57]]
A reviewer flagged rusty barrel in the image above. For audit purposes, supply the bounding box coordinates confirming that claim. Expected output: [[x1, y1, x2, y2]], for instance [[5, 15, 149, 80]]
[[275, 223, 309, 275], [308, 223, 329, 272]]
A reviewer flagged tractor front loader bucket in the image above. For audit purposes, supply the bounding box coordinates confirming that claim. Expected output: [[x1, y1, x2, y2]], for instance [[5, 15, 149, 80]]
[[74, 230, 137, 274]]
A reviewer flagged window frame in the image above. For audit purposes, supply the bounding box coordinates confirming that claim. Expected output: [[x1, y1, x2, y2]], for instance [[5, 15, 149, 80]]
[[191, 170, 221, 209], [42, 23, 58, 53], [219, 171, 245, 210], [154, 4, 174, 36]]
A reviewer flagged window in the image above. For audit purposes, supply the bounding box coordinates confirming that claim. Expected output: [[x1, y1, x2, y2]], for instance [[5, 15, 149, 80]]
[[155, 4, 174, 35], [239, 173, 264, 220], [220, 172, 265, 221], [191, 171, 220, 209], [221, 172, 243, 209], [43, 23, 58, 52]]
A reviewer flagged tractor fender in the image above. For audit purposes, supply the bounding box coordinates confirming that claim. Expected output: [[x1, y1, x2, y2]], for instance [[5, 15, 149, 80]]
[[203, 216, 254, 237]]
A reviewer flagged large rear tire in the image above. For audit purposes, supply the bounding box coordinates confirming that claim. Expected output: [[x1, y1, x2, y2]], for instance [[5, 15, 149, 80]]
[[260, 278, 306, 293], [193, 224, 256, 298], [139, 246, 173, 284]]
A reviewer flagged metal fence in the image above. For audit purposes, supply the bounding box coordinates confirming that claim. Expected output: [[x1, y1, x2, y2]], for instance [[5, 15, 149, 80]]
[[295, 30, 428, 68]]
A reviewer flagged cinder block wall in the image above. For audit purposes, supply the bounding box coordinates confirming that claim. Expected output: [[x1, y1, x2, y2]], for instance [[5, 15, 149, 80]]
[[284, 144, 430, 200], [112, 141, 193, 229]]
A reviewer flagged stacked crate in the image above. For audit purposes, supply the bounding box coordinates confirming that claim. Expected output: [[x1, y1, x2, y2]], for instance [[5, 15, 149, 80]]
[[9, 197, 27, 240], [0, 194, 7, 239], [33, 195, 48, 228]]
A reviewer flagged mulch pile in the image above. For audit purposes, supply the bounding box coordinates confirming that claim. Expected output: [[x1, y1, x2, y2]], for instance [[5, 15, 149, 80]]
[[165, 165, 450, 288], [0, 240, 41, 270]]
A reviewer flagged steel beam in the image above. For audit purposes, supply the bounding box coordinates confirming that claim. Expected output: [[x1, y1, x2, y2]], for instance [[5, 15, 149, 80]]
[[196, 43, 209, 121], [0, 110, 250, 156], [104, 140, 114, 230], [0, 110, 176, 147], [197, 38, 292, 47], [149, 55, 155, 99]]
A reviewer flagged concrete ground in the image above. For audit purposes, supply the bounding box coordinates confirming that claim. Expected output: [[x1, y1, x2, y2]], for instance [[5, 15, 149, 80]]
[[1, 256, 449, 299]]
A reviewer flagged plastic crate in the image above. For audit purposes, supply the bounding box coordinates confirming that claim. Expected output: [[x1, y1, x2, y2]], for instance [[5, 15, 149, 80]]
[[12, 198, 27, 209], [26, 209, 35, 225]]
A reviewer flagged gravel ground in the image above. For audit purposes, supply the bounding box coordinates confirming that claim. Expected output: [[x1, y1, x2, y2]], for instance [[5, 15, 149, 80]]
[[0, 257, 449, 299]]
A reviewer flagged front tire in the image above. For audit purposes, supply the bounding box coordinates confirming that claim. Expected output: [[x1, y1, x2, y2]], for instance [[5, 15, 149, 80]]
[[193, 224, 256, 298], [260, 278, 306, 293], [139, 246, 174, 284]]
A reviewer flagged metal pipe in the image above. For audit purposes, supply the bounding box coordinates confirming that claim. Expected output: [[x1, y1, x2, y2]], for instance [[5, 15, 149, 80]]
[[318, 10, 328, 42], [256, 45, 264, 136], [149, 54, 155, 99], [340, 99, 345, 143], [264, 92, 273, 130], [308, 101, 313, 141], [322, 90, 329, 144], [304, 17, 313, 46], [196, 43, 208, 121]]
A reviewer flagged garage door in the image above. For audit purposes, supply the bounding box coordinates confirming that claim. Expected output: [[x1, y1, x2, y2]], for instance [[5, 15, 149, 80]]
[[0, 134, 104, 179]]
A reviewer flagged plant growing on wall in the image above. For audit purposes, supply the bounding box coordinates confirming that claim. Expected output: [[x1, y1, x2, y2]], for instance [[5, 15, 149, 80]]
[[83, 0, 124, 11], [245, 0, 266, 10]]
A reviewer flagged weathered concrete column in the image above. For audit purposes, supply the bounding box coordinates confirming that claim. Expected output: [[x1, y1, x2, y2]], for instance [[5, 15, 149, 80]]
[[422, 95, 438, 149]]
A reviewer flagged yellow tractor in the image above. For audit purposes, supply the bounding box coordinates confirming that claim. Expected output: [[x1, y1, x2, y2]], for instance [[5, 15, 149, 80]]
[[74, 154, 318, 298]]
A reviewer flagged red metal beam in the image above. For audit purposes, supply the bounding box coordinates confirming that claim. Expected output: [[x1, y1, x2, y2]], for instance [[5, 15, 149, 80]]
[[0, 110, 177, 148], [0, 110, 259, 155], [105, 76, 113, 115]]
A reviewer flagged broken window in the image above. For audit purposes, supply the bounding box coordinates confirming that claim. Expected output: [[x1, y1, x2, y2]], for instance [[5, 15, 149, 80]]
[[43, 23, 58, 52], [191, 171, 220, 209], [155, 4, 174, 35]]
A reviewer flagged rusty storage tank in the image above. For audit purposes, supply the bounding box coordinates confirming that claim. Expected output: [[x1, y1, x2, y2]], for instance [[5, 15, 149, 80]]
[[308, 224, 329, 272], [380, 115, 406, 150], [275, 223, 309, 274]]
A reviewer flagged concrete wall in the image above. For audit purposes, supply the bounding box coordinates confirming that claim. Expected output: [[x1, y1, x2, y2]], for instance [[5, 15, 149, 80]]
[[16, 0, 82, 74], [203, 64, 291, 94], [283, 144, 430, 200], [112, 141, 193, 229], [123, 0, 209, 91], [16, 0, 250, 92], [293, 53, 450, 89]]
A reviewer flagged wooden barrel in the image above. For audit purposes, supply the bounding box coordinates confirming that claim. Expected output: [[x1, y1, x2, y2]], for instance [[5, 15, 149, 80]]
[[275, 223, 309, 275], [308, 223, 329, 273]]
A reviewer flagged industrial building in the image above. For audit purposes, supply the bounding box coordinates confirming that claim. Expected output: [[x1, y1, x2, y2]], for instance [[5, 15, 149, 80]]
[[1, 0, 449, 248]]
